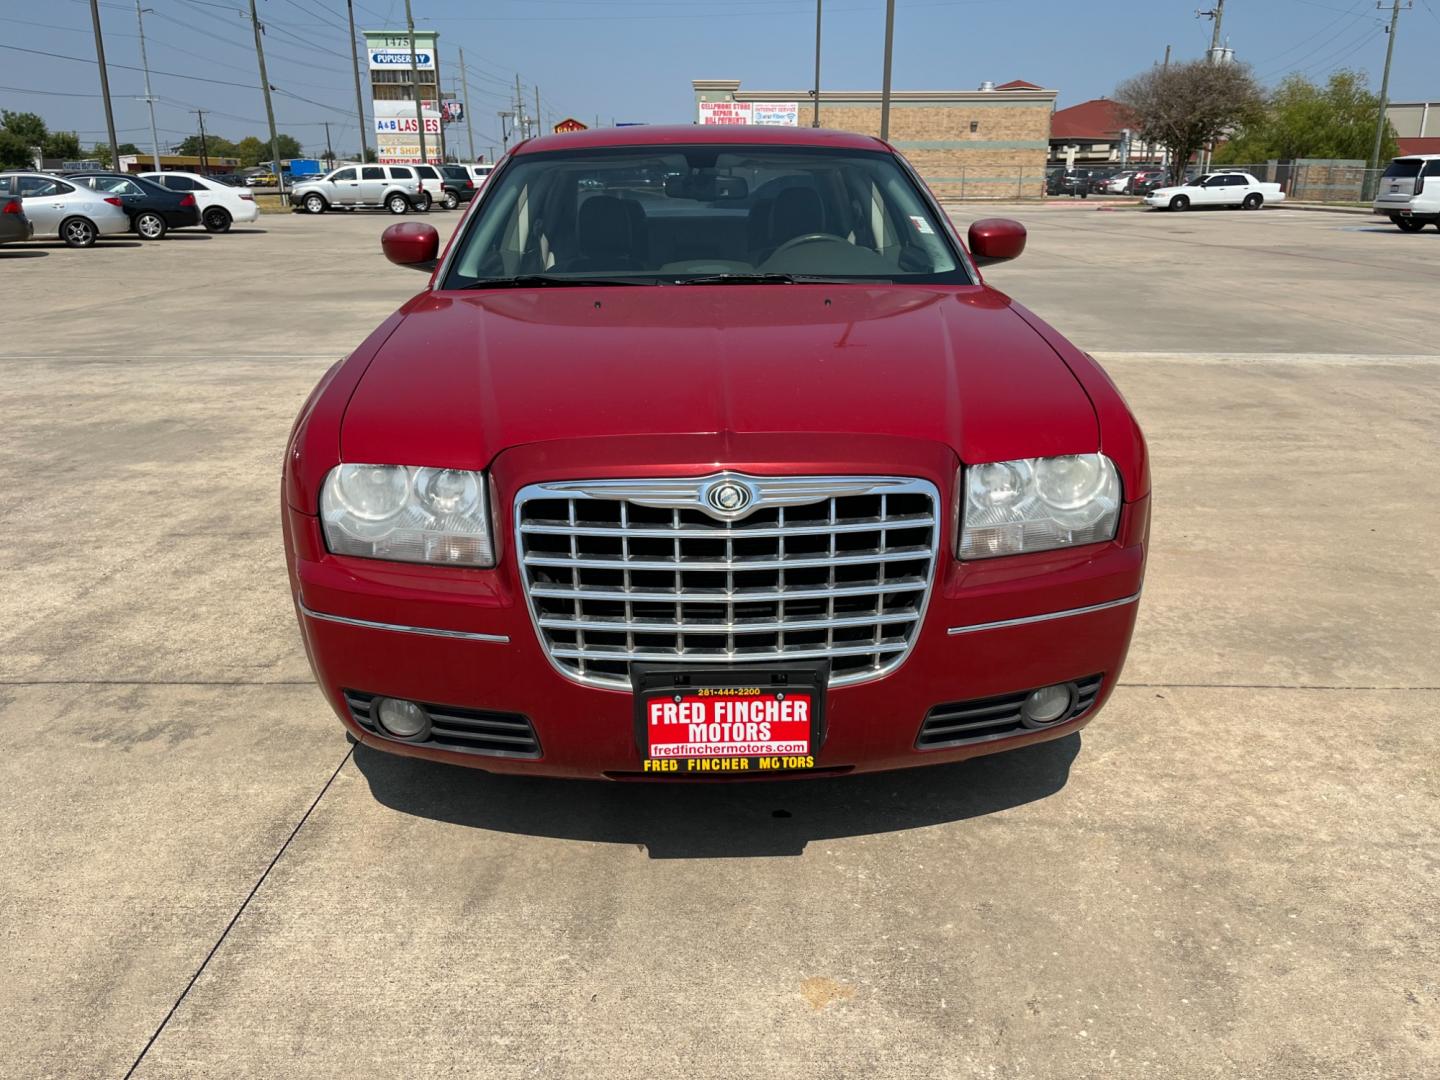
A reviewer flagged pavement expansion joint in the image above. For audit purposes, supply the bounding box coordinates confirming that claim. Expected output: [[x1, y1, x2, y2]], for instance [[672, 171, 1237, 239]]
[[120, 745, 355, 1080]]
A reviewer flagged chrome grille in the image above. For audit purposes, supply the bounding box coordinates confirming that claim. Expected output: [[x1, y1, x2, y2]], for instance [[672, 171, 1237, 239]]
[[515, 475, 940, 689]]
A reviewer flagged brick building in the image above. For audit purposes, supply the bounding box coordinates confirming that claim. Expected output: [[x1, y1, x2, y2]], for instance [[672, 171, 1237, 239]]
[[692, 79, 1057, 198]]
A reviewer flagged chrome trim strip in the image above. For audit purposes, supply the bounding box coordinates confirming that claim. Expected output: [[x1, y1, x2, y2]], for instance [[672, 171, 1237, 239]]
[[298, 601, 510, 643], [946, 593, 1141, 636]]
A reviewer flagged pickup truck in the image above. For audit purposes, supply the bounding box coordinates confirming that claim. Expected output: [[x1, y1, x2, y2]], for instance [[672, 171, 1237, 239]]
[[1143, 171, 1285, 211]]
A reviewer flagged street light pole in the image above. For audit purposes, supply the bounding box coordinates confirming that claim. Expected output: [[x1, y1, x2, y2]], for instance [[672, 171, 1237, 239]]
[[134, 1, 162, 171], [459, 48, 476, 162], [878, 0, 895, 142], [811, 0, 823, 127]]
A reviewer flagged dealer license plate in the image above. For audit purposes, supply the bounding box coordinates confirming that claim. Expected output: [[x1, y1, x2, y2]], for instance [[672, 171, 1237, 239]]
[[632, 663, 828, 776]]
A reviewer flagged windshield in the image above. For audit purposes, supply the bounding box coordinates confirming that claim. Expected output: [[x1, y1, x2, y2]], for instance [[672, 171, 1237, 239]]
[[441, 145, 967, 287]]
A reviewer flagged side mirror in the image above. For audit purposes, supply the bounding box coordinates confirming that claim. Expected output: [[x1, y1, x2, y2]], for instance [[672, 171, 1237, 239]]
[[381, 222, 440, 271], [967, 218, 1026, 267]]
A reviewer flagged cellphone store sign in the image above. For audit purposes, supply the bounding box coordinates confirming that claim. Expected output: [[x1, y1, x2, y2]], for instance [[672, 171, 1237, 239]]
[[698, 100, 800, 126]]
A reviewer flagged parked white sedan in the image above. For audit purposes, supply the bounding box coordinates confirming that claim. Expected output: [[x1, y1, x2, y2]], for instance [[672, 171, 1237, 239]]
[[1144, 171, 1285, 211], [138, 171, 260, 232]]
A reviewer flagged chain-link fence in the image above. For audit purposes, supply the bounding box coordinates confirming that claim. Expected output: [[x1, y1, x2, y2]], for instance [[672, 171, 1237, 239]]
[[932, 161, 1393, 204]]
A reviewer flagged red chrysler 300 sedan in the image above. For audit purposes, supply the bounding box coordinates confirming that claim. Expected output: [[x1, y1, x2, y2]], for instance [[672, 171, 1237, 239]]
[[282, 125, 1148, 780]]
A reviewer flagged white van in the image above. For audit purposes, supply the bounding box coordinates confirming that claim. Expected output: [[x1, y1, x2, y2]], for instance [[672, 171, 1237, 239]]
[[1373, 154, 1440, 232]]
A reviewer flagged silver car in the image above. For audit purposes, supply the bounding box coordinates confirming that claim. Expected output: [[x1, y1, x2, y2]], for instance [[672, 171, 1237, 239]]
[[0, 172, 131, 247], [292, 165, 422, 215]]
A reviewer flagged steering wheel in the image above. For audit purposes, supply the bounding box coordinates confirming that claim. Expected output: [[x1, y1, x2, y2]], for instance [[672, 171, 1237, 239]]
[[768, 232, 848, 258]]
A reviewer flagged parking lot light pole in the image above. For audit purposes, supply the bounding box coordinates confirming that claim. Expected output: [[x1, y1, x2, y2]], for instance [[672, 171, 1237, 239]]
[[811, 0, 822, 127], [878, 0, 894, 142]]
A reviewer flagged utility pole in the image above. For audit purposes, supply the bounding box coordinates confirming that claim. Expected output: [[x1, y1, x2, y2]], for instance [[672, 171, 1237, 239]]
[[434, 45, 448, 163], [458, 48, 476, 162], [247, 0, 287, 203], [1196, 2, 1227, 172], [498, 111, 512, 151], [515, 74, 527, 140], [134, 1, 161, 171], [1162, 43, 1171, 70], [195, 109, 209, 173], [403, 0, 428, 165], [811, 0, 823, 127], [323, 120, 334, 168], [535, 85, 543, 136], [88, 0, 121, 171], [878, 0, 895, 141], [1367, 0, 1408, 197], [345, 0, 369, 165]]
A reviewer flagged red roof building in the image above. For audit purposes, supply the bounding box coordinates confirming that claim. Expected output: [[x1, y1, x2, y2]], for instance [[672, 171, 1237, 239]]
[[1049, 97, 1162, 167], [994, 79, 1044, 92], [1397, 137, 1440, 156]]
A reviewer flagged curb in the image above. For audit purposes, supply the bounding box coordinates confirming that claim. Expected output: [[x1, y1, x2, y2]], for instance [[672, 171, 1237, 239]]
[[1275, 203, 1373, 216]]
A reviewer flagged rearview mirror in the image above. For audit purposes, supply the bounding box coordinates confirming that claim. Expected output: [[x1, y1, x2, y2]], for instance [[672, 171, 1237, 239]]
[[381, 222, 440, 271], [663, 174, 749, 201], [967, 218, 1026, 267]]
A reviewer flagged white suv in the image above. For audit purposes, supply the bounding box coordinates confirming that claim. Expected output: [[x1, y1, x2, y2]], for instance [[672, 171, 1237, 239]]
[[292, 165, 422, 215], [1373, 154, 1440, 232], [139, 171, 259, 232]]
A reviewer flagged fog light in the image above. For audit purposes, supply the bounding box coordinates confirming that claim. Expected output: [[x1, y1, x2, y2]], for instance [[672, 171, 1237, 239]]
[[374, 697, 430, 740], [1021, 683, 1073, 728]]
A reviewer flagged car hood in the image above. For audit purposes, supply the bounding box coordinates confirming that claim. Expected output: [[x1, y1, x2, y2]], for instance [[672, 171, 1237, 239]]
[[1148, 185, 1191, 197], [341, 285, 1098, 468]]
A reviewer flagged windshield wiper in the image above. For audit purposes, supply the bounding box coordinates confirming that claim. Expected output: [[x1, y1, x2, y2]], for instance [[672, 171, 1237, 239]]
[[679, 272, 876, 285], [461, 274, 648, 289]]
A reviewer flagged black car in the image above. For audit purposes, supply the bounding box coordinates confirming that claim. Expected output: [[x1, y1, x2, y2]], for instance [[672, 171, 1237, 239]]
[[438, 165, 477, 210], [64, 172, 200, 239]]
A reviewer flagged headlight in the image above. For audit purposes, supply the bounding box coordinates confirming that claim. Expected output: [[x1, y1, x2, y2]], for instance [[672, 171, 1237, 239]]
[[320, 464, 495, 567], [959, 454, 1120, 559]]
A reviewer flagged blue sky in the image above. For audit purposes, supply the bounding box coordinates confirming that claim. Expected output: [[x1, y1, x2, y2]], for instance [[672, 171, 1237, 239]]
[[3, 0, 1438, 158]]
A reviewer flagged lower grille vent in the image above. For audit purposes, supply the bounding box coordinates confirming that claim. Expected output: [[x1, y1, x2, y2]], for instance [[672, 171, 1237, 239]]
[[917, 675, 1103, 750], [344, 690, 541, 759]]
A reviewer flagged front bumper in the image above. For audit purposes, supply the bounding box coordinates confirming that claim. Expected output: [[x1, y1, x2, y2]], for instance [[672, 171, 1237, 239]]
[[285, 454, 1148, 779]]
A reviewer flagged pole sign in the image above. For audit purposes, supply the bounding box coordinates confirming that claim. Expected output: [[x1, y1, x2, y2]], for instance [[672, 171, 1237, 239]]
[[364, 29, 442, 164], [553, 117, 588, 133]]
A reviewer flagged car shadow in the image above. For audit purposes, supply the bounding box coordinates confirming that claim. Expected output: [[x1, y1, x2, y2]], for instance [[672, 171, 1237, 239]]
[[162, 233, 213, 240], [222, 228, 268, 235], [0, 249, 47, 259], [353, 734, 1080, 859]]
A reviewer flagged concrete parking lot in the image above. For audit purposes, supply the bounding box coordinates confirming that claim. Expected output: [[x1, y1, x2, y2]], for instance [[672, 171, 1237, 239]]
[[2, 204, 1436, 1079]]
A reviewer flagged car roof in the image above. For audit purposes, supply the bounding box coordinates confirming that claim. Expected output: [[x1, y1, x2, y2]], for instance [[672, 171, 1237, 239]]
[[513, 124, 887, 156], [1392, 153, 1440, 161]]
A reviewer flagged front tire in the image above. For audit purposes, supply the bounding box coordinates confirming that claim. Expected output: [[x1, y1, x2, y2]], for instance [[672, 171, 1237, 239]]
[[61, 217, 97, 248], [442, 190, 459, 210], [1393, 217, 1426, 233], [1169, 194, 1190, 211], [1242, 193, 1263, 210], [135, 212, 167, 240], [203, 207, 232, 233], [303, 193, 326, 214], [387, 194, 409, 215]]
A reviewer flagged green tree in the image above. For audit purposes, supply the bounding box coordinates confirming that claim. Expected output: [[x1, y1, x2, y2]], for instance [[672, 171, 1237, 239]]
[[176, 134, 239, 159], [0, 129, 33, 169], [275, 133, 303, 159], [1214, 70, 1397, 164], [90, 141, 142, 166], [44, 130, 83, 160], [234, 135, 267, 166], [0, 110, 48, 147], [1115, 60, 1265, 183]]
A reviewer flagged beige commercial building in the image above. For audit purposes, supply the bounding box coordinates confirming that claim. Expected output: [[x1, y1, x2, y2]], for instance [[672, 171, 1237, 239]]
[[692, 78, 1057, 198]]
